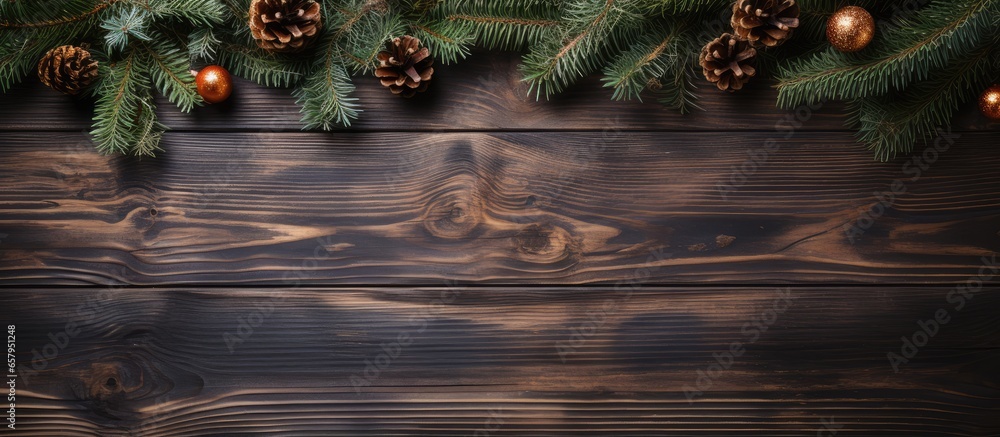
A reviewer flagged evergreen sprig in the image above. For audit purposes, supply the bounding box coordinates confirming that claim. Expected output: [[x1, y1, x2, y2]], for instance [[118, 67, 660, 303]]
[[446, 0, 722, 109], [102, 7, 152, 53], [442, 0, 561, 50], [848, 39, 998, 160], [293, 24, 361, 129], [91, 48, 161, 155], [776, 0, 994, 109], [213, 0, 476, 130], [776, 0, 1000, 159], [2, 0, 999, 161], [602, 24, 682, 102], [2, 0, 222, 156], [521, 0, 645, 99], [144, 37, 201, 112]]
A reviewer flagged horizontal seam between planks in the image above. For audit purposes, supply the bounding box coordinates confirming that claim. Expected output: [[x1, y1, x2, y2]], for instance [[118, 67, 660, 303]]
[[1, 128, 998, 135], [0, 283, 995, 290]]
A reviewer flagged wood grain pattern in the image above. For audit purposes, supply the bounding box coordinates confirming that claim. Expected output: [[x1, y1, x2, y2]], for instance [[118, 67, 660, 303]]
[[3, 287, 998, 436], [2, 131, 1000, 285], [1, 53, 997, 133], [3, 48, 1000, 436]]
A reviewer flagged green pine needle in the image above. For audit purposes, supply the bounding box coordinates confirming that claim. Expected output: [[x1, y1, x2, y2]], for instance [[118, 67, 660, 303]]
[[217, 44, 306, 88], [775, 0, 995, 109], [4, 0, 1000, 161], [294, 36, 360, 130], [102, 6, 153, 53], [91, 48, 164, 156], [188, 28, 221, 61], [521, 0, 644, 99], [849, 39, 997, 160], [442, 0, 561, 50], [144, 37, 203, 112], [602, 24, 682, 101], [145, 0, 226, 26]]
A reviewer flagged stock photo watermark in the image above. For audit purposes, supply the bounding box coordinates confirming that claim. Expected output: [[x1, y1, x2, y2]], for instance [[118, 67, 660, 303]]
[[223, 233, 342, 353], [555, 247, 671, 363], [839, 0, 960, 245], [844, 126, 960, 244], [6, 325, 14, 430], [218, 103, 337, 353], [887, 253, 997, 372], [14, 282, 122, 387], [816, 416, 843, 436], [472, 407, 505, 437], [222, 288, 289, 354], [192, 104, 300, 210], [683, 288, 796, 403], [717, 99, 828, 200], [350, 283, 465, 393]]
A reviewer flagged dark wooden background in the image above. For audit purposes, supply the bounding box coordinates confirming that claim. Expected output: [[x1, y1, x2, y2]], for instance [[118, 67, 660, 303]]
[[1, 53, 998, 435]]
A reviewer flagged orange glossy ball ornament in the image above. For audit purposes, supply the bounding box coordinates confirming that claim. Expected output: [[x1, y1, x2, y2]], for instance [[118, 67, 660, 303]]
[[979, 85, 1000, 120], [826, 6, 875, 52], [195, 65, 232, 104]]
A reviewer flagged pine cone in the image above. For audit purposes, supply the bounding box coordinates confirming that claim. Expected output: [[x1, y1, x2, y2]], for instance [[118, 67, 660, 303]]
[[375, 36, 434, 98], [699, 33, 757, 92], [731, 0, 800, 47], [37, 45, 98, 95], [249, 0, 322, 53]]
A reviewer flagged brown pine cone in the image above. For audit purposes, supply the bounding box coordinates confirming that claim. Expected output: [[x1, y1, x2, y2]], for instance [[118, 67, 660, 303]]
[[37, 45, 99, 95], [375, 36, 434, 98], [249, 0, 322, 53], [731, 0, 800, 47], [699, 33, 757, 92]]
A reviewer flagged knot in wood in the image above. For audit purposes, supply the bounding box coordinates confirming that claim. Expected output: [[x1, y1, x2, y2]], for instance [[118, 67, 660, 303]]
[[513, 224, 575, 264], [422, 189, 484, 239]]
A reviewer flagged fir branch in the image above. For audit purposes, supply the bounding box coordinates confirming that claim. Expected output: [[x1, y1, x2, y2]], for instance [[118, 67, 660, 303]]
[[143, 37, 202, 112], [443, 0, 561, 50], [407, 20, 473, 64], [131, 97, 165, 156], [102, 6, 153, 53], [220, 0, 251, 19], [293, 38, 360, 130], [346, 17, 405, 72], [0, 0, 118, 29], [218, 0, 253, 40], [328, 1, 405, 73], [644, 0, 730, 14], [521, 0, 643, 99], [653, 64, 700, 114], [775, 0, 994, 108], [849, 39, 996, 160], [332, 0, 391, 38], [447, 14, 559, 28], [91, 48, 163, 156], [216, 43, 306, 87], [139, 0, 226, 26], [601, 23, 681, 101], [188, 28, 220, 61], [0, 22, 93, 91]]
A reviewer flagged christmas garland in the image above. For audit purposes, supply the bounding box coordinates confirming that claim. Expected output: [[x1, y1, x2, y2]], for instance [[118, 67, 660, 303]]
[[1, 0, 998, 160]]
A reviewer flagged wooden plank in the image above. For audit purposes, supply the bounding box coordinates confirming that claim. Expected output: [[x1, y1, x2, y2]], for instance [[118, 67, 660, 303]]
[[1, 53, 996, 132], [2, 286, 998, 436], [1, 131, 999, 285]]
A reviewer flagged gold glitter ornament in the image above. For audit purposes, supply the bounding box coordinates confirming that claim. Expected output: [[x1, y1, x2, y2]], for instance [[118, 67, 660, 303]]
[[979, 85, 1000, 120], [826, 6, 875, 53]]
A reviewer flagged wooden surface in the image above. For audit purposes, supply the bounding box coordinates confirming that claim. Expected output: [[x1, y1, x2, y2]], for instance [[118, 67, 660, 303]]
[[3, 287, 1000, 436], [2, 52, 999, 435], [3, 130, 1000, 285]]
